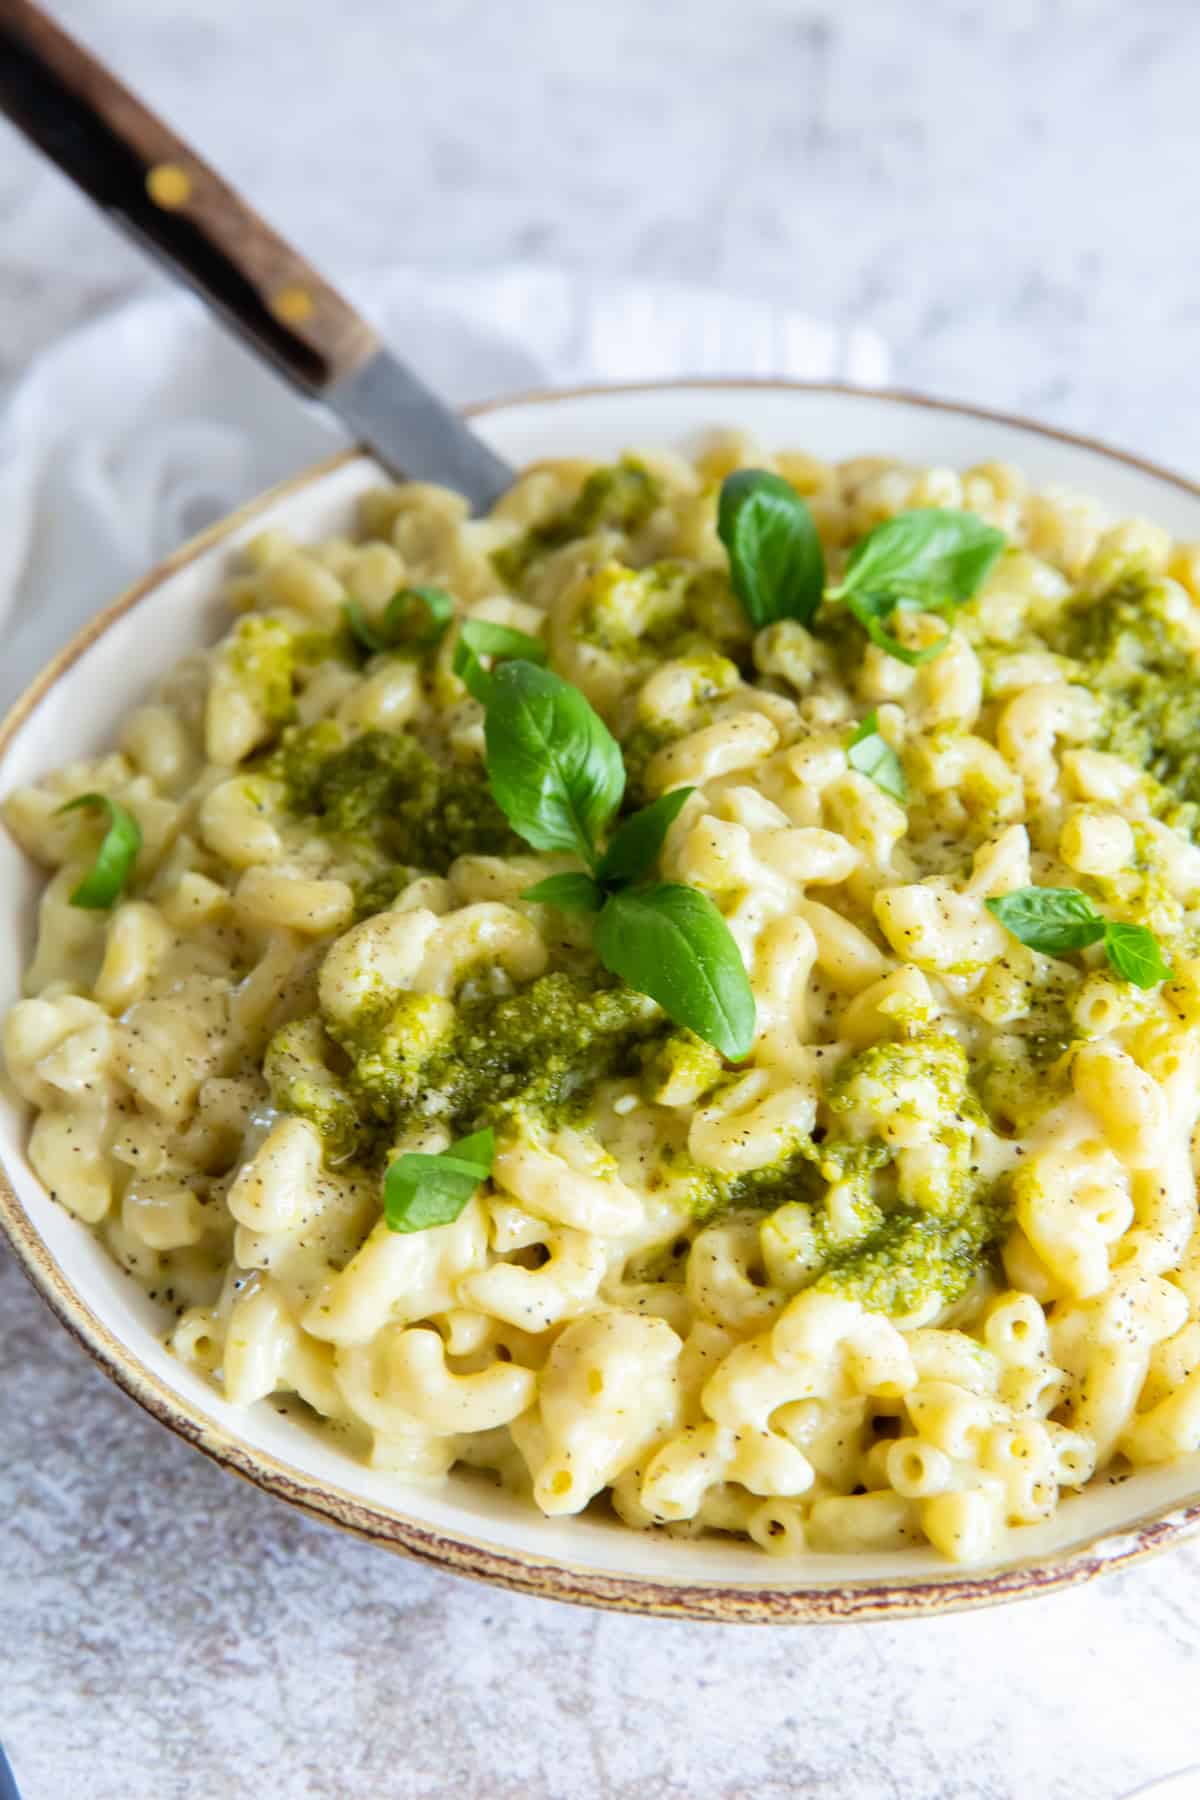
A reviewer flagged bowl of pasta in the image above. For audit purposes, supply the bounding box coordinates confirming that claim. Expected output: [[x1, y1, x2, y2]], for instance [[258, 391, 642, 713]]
[[4, 377, 1200, 1623]]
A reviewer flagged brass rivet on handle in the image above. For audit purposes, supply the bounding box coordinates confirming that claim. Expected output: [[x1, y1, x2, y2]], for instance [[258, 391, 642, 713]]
[[145, 162, 192, 208], [270, 285, 315, 325]]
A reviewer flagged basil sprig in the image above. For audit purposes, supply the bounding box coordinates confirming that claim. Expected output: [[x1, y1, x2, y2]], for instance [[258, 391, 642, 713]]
[[594, 884, 755, 1062], [485, 661, 625, 864], [846, 711, 907, 802], [1103, 921, 1175, 988], [521, 870, 606, 914], [717, 468, 825, 628], [452, 619, 547, 703], [384, 1127, 494, 1234], [346, 585, 454, 654], [831, 508, 1006, 612], [58, 793, 142, 909], [829, 508, 1006, 668], [474, 660, 754, 1058], [716, 472, 1004, 664], [594, 786, 695, 886], [986, 887, 1172, 988]]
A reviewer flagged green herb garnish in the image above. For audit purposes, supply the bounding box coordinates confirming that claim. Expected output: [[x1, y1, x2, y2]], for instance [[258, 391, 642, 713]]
[[472, 658, 753, 1058], [593, 882, 756, 1062], [717, 474, 1005, 665], [716, 468, 825, 628], [484, 661, 624, 865], [986, 887, 1172, 988], [846, 712, 907, 801], [830, 508, 1006, 668], [521, 870, 605, 914], [345, 585, 454, 654], [594, 786, 694, 885], [831, 508, 1006, 613], [1098, 919, 1175, 988], [58, 793, 142, 909], [384, 1126, 495, 1233], [452, 619, 547, 704]]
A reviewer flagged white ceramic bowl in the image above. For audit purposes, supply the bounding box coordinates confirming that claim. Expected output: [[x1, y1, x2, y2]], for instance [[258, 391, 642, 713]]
[[5, 380, 1200, 1623]]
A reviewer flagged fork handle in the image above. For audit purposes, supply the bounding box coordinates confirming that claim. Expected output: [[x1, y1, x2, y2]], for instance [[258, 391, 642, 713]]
[[0, 0, 378, 392]]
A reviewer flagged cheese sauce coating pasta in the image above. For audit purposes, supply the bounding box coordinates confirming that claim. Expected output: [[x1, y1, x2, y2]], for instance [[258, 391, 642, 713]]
[[8, 436, 1200, 1565]]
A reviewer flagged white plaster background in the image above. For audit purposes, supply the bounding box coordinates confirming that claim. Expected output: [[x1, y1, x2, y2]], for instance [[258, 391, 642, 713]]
[[3, 2, 1200, 1795]]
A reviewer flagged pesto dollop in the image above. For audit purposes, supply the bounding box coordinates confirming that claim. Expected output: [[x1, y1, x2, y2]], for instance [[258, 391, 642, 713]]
[[493, 458, 662, 585], [265, 723, 517, 873], [269, 969, 661, 1159], [1056, 573, 1200, 828], [815, 1196, 1008, 1315]]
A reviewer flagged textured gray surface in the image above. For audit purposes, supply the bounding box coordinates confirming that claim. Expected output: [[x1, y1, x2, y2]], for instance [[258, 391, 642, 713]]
[[7, 1242, 1200, 1800], [1, 0, 1199, 469], [4, 2, 1200, 1796]]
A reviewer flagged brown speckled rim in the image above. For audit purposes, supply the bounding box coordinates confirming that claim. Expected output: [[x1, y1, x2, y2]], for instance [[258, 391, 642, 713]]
[[4, 378, 1200, 1625]]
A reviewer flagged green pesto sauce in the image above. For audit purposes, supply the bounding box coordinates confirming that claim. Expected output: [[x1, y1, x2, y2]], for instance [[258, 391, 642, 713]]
[[618, 720, 686, 806], [816, 1195, 1008, 1315], [683, 1029, 1010, 1316], [227, 617, 355, 733], [639, 1028, 725, 1103], [974, 1034, 1073, 1138], [576, 562, 750, 666], [263, 723, 518, 872], [271, 970, 663, 1157], [263, 1016, 360, 1158], [653, 1140, 826, 1225], [493, 459, 661, 586], [827, 1030, 978, 1123], [228, 616, 298, 726], [1055, 574, 1200, 831], [350, 864, 421, 921]]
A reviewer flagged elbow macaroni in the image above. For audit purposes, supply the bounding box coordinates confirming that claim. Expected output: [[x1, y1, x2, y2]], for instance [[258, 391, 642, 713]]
[[7, 438, 1200, 1568]]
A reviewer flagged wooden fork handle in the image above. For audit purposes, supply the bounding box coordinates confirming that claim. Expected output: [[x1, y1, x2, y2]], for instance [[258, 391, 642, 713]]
[[0, 0, 379, 392]]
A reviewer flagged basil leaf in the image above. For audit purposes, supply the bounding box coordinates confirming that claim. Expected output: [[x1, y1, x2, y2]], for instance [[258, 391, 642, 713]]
[[344, 600, 385, 654], [521, 871, 604, 914], [1103, 921, 1173, 988], [836, 508, 1005, 610], [346, 585, 454, 654], [717, 469, 825, 629], [384, 1126, 495, 1233], [843, 590, 952, 667], [595, 787, 694, 887], [57, 794, 143, 909], [484, 661, 624, 865], [453, 619, 547, 704], [594, 882, 755, 1060], [985, 887, 1106, 954], [388, 584, 454, 646], [846, 713, 907, 802]]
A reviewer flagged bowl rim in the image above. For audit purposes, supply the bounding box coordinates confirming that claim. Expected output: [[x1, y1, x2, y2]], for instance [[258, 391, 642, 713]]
[[4, 375, 1200, 1624]]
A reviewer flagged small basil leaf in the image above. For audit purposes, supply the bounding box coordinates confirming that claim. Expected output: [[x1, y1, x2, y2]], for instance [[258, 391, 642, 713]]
[[384, 1126, 495, 1233], [595, 787, 695, 887], [345, 600, 385, 654], [985, 887, 1106, 955], [846, 713, 907, 802], [594, 883, 756, 1060], [521, 872, 605, 914], [484, 661, 624, 865], [844, 590, 952, 667], [453, 619, 547, 703], [57, 794, 143, 909], [717, 469, 825, 629], [345, 586, 455, 656], [836, 508, 1006, 610], [386, 584, 454, 647], [1103, 921, 1173, 988]]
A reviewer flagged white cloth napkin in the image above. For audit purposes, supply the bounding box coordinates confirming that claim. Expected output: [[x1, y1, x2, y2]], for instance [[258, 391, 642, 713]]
[[0, 264, 888, 707]]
